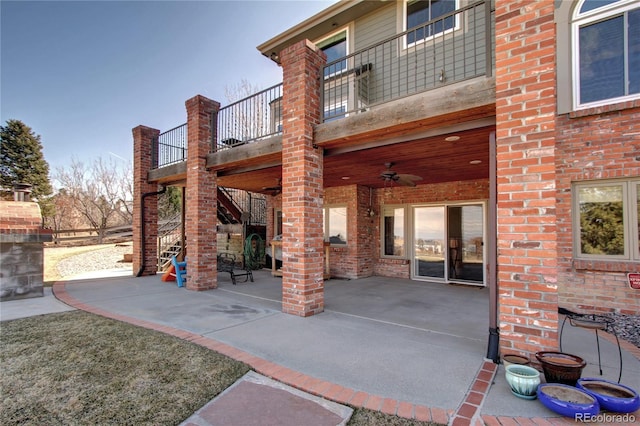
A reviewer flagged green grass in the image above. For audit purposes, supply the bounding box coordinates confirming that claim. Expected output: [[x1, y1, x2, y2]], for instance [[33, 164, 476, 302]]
[[1, 311, 249, 425], [1, 311, 443, 426]]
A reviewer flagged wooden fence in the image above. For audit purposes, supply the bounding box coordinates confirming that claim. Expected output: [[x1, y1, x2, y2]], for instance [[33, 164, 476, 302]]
[[50, 224, 132, 246]]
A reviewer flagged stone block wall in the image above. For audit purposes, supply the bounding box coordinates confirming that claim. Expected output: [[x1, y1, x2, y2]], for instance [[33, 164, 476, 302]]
[[0, 201, 51, 301]]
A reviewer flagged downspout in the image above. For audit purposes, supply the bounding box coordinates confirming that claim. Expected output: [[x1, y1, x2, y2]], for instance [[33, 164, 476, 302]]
[[486, 130, 499, 362], [136, 185, 167, 277]]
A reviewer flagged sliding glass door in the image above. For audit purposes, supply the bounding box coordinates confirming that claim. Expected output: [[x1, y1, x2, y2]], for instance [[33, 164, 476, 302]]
[[412, 204, 484, 285], [447, 205, 484, 284], [413, 206, 446, 279]]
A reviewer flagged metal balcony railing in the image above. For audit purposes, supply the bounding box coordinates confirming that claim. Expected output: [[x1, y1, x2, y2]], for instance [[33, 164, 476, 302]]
[[322, 0, 494, 122], [152, 123, 187, 168], [221, 187, 267, 226], [214, 83, 283, 151]]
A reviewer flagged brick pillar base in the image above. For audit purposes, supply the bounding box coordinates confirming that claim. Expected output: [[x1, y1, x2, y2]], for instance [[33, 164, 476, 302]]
[[280, 40, 326, 316], [132, 125, 160, 276]]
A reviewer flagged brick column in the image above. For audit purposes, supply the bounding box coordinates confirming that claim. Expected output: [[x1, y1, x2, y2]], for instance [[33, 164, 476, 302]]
[[280, 40, 326, 316], [495, 1, 559, 356], [185, 95, 219, 290], [132, 125, 160, 276]]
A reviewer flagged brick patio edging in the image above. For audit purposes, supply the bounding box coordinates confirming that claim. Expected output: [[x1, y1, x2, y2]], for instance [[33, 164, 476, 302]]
[[52, 281, 639, 426]]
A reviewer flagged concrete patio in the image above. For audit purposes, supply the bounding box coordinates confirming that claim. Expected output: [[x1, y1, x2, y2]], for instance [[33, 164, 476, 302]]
[[3, 270, 639, 424]]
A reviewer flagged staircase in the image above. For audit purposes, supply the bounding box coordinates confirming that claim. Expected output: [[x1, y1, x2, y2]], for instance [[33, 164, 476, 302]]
[[157, 214, 182, 271], [217, 187, 243, 224], [156, 188, 266, 271]]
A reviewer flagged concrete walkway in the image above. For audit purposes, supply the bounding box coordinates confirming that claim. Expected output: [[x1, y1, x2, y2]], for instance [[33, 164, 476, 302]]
[[1, 270, 639, 426]]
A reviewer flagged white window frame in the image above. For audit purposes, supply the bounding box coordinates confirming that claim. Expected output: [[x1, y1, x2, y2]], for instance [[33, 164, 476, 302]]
[[572, 179, 640, 261], [571, 0, 640, 110], [324, 205, 348, 246], [381, 205, 408, 258], [401, 0, 460, 50]]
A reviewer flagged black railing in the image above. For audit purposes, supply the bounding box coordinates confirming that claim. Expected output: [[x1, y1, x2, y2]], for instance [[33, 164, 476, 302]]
[[221, 187, 267, 226], [152, 123, 187, 168], [214, 83, 283, 151], [322, 0, 493, 122]]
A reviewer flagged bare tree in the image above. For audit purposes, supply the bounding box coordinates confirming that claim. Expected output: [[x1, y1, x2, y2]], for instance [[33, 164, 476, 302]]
[[54, 157, 132, 243], [46, 188, 84, 231]]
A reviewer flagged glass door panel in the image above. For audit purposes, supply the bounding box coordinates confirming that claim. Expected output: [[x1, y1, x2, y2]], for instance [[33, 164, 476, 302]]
[[448, 205, 484, 283], [413, 206, 445, 279]]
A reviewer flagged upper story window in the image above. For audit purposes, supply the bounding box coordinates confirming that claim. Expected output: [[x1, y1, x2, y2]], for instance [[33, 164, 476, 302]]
[[317, 28, 348, 76], [573, 179, 640, 261], [405, 0, 457, 45], [572, 0, 640, 109]]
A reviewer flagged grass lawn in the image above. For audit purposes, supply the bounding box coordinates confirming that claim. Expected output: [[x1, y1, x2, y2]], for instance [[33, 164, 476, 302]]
[[1, 311, 442, 426]]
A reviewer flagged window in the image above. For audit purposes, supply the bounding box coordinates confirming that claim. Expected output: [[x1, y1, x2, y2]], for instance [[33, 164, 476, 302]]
[[572, 0, 640, 108], [324, 206, 347, 245], [573, 179, 640, 260], [382, 206, 406, 257], [317, 29, 348, 76], [323, 101, 347, 122], [405, 0, 457, 45], [274, 209, 282, 237]]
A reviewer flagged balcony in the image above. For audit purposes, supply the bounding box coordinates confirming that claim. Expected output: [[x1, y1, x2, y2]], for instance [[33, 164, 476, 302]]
[[150, 0, 493, 171], [322, 0, 493, 121]]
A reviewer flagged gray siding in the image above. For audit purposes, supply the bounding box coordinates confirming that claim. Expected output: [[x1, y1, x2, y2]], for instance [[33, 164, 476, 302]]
[[353, 3, 397, 51]]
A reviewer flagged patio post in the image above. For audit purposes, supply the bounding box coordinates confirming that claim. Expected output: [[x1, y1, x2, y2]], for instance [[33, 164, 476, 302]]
[[185, 95, 220, 290], [279, 39, 326, 316], [494, 0, 559, 357], [132, 125, 161, 276]]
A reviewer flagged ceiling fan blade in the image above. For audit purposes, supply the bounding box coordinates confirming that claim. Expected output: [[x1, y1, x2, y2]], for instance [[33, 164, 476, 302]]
[[396, 174, 422, 187]]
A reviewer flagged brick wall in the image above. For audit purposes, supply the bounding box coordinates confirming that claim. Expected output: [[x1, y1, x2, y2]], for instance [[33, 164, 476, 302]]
[[495, 0, 559, 355], [132, 125, 160, 276], [323, 185, 375, 279], [556, 101, 640, 315], [270, 180, 489, 280]]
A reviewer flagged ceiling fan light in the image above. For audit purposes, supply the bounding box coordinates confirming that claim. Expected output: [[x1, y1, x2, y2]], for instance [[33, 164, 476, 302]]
[[445, 135, 460, 142]]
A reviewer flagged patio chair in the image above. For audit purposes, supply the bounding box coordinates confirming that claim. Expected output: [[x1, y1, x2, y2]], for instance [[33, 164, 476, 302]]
[[171, 256, 187, 288], [217, 253, 253, 285]]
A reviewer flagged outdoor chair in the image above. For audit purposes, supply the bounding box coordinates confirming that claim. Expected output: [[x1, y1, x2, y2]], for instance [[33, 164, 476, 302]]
[[217, 253, 253, 285], [171, 256, 187, 288]]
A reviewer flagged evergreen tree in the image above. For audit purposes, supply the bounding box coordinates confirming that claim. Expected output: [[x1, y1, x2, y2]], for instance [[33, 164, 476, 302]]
[[0, 119, 53, 201]]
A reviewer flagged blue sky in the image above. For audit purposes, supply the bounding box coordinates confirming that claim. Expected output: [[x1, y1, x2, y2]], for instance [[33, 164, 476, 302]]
[[1, 0, 335, 173]]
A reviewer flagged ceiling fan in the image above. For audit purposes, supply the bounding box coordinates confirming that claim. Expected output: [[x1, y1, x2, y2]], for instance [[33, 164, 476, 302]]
[[262, 178, 282, 195], [379, 162, 422, 187]]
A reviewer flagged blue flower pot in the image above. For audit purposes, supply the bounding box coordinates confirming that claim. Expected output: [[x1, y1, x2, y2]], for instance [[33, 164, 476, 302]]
[[537, 383, 599, 418], [577, 378, 640, 414]]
